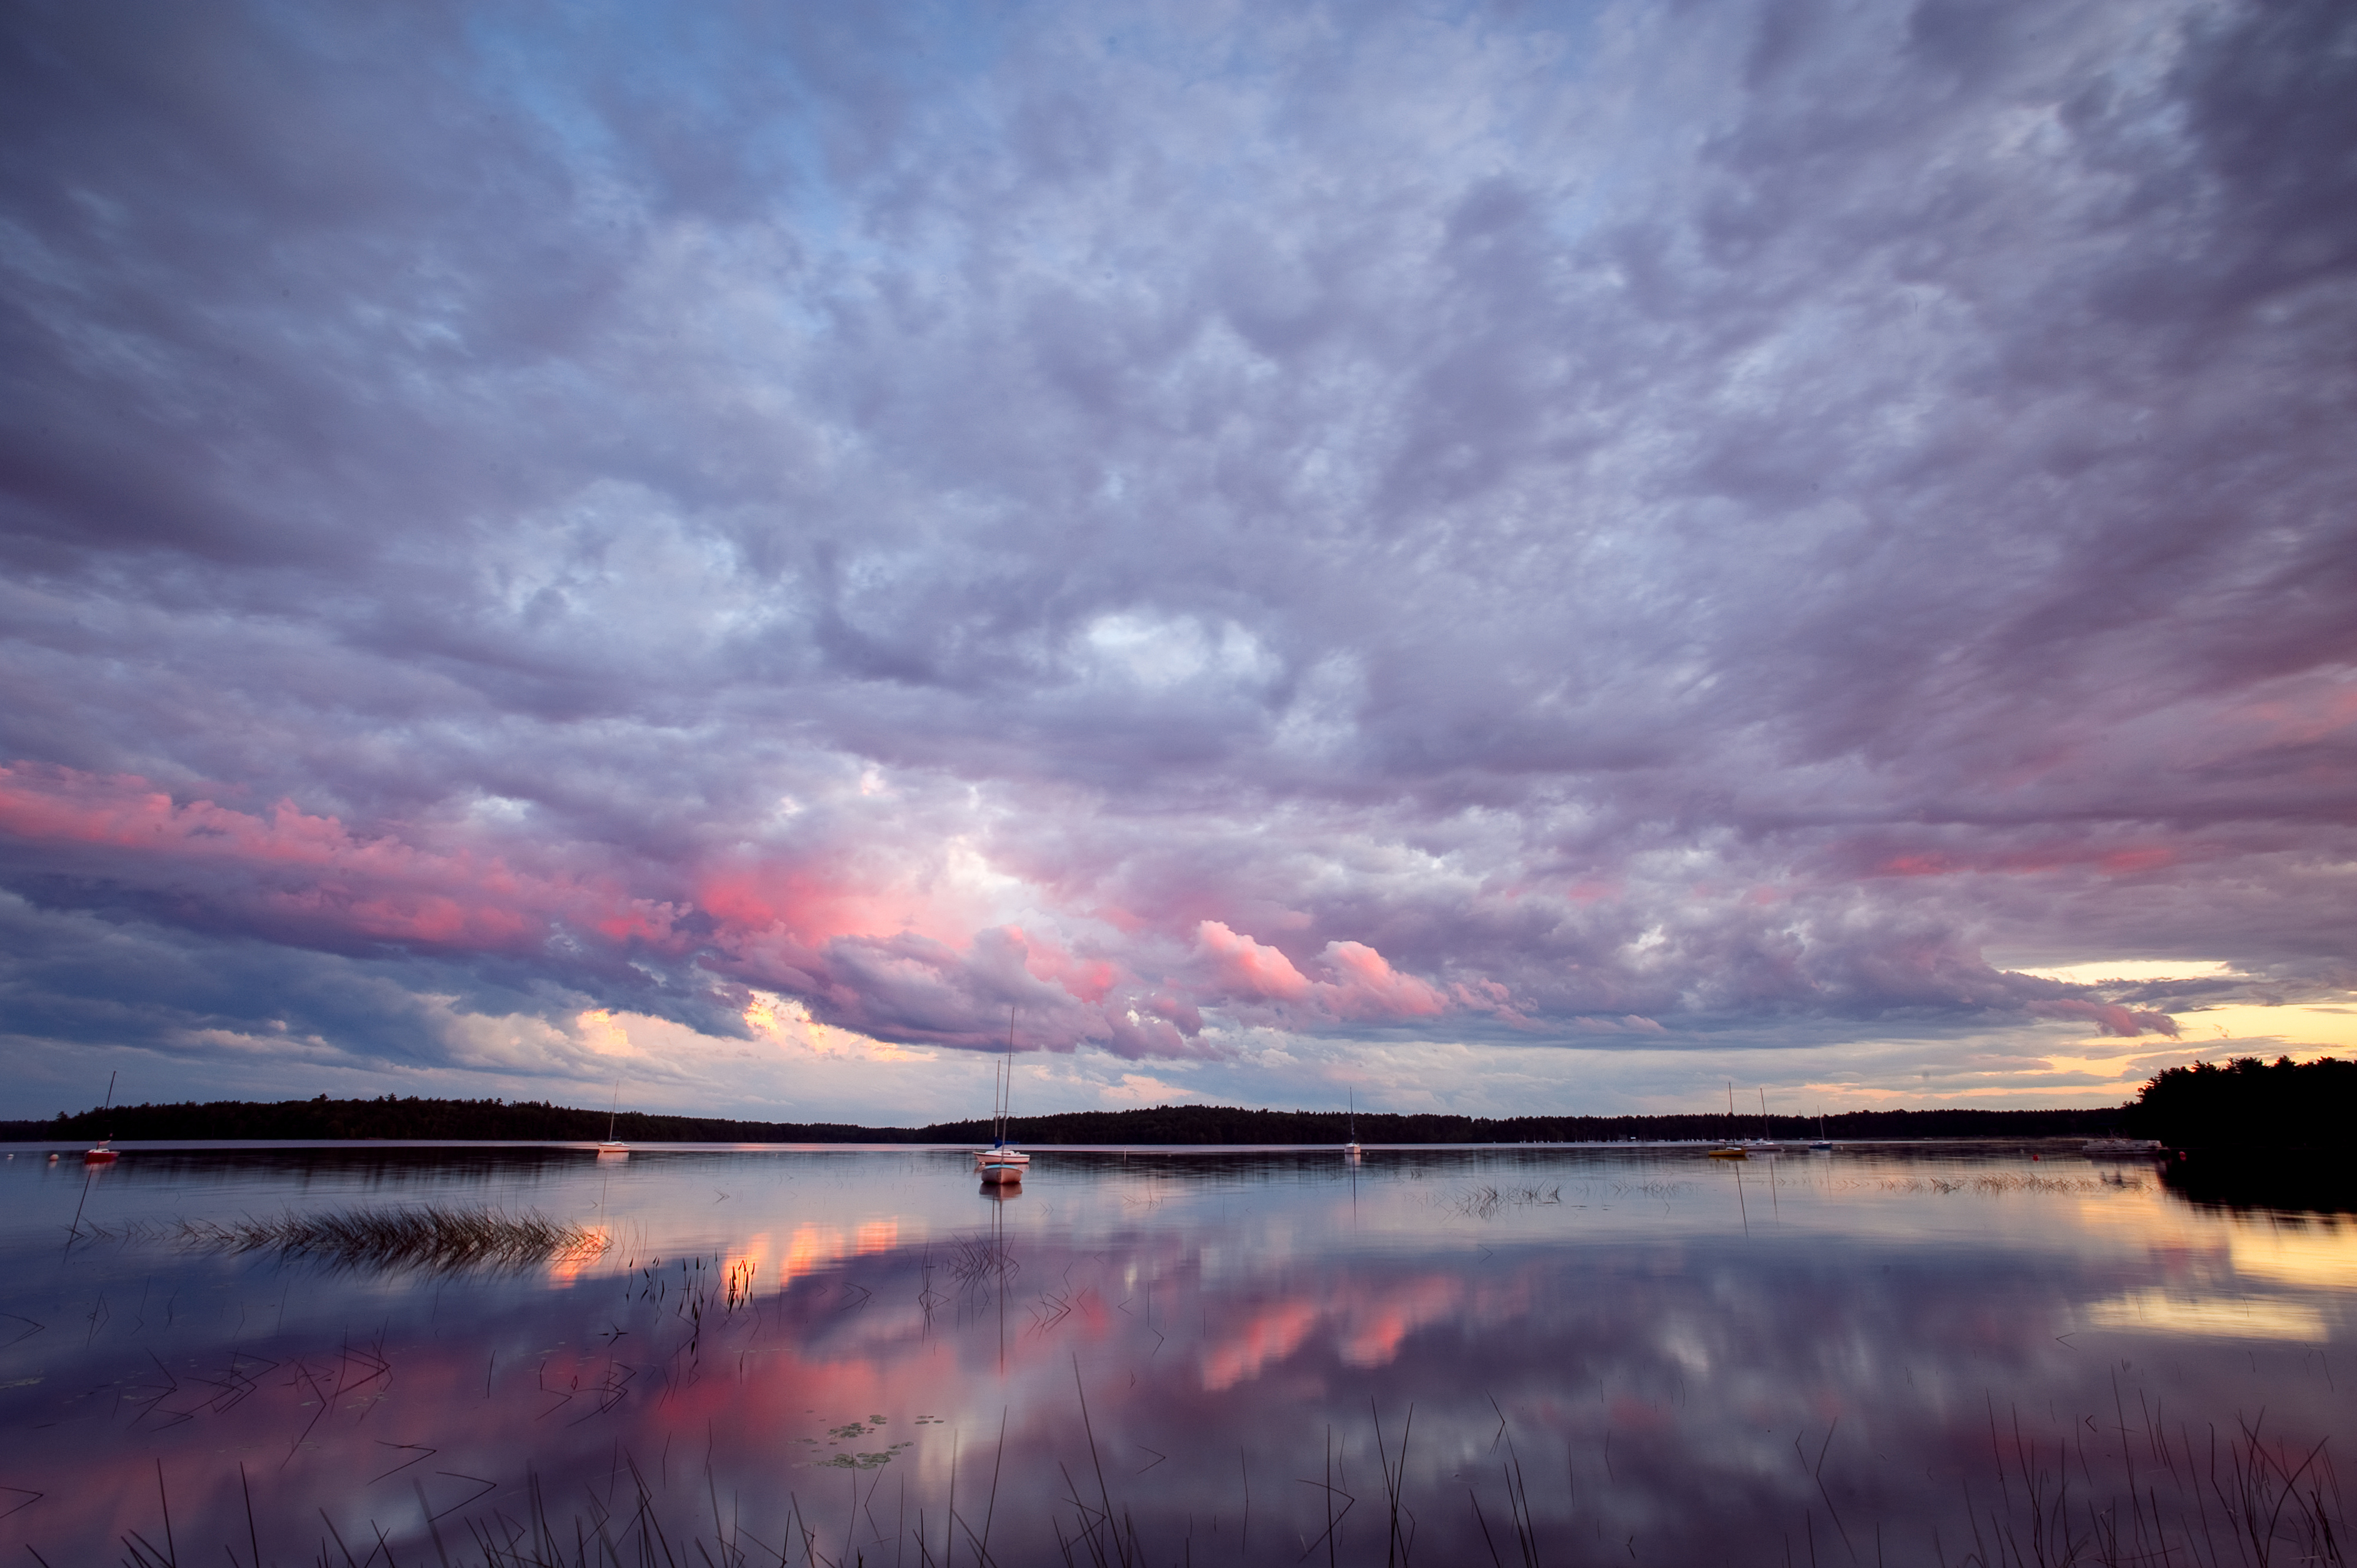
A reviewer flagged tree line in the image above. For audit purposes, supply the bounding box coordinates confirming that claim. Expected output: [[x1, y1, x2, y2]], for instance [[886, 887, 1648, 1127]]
[[3, 1092, 2134, 1144]]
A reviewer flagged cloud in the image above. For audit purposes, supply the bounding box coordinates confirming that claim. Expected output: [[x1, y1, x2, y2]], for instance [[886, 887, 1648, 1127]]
[[1, 0, 2352, 1111], [2027, 999, 2181, 1039]]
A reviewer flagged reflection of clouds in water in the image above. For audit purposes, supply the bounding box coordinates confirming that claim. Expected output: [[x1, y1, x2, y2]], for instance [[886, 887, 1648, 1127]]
[[6, 1146, 2353, 1563], [1199, 1298, 1319, 1391], [2081, 1289, 2328, 1341], [1200, 1272, 1471, 1388], [2228, 1220, 2357, 1292]]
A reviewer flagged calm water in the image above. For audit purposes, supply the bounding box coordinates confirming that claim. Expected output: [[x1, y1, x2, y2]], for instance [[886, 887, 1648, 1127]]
[[1, 1140, 2349, 1565]]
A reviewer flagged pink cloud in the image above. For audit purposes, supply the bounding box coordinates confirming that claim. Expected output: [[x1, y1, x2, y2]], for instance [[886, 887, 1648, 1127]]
[[1006, 924, 1120, 1003], [2030, 998, 2181, 1038], [1317, 940, 1446, 1019], [0, 763, 684, 955], [1191, 922, 1458, 1025], [1870, 845, 2181, 879], [0, 764, 1476, 1052], [1197, 919, 1313, 1001]]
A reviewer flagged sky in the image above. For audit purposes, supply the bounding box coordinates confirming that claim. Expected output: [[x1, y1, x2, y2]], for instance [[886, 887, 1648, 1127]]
[[1, 0, 2352, 1125]]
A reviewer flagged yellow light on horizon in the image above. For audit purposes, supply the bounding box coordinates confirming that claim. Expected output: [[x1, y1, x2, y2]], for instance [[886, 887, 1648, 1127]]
[[2081, 1289, 2326, 1341]]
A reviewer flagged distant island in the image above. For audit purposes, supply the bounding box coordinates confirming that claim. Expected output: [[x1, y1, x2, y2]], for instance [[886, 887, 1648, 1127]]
[[2, 1093, 2132, 1145]]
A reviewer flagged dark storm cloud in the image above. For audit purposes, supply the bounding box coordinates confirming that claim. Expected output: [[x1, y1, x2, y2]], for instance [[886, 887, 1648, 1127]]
[[0, 0, 2351, 1097]]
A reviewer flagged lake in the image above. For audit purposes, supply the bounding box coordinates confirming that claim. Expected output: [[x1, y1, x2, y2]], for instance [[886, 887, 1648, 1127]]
[[1, 1139, 2348, 1565]]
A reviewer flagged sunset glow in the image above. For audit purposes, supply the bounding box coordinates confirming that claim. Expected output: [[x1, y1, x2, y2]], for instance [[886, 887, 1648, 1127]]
[[0, 0, 2350, 1120]]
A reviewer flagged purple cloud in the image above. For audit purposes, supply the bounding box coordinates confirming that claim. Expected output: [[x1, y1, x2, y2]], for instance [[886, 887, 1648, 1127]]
[[1, 0, 2351, 1114]]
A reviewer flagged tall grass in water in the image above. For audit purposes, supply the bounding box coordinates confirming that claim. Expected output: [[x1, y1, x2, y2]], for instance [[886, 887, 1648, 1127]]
[[1945, 1397, 2345, 1568], [81, 1206, 607, 1272], [1448, 1183, 1562, 1219], [52, 1388, 2352, 1567]]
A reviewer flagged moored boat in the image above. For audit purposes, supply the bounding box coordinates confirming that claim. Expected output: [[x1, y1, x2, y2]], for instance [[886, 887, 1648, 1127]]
[[1709, 1081, 1748, 1157], [972, 1007, 1028, 1185], [84, 1071, 120, 1163], [596, 1080, 628, 1156]]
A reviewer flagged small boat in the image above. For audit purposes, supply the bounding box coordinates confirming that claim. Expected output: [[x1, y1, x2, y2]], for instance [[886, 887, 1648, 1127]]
[[1810, 1107, 1833, 1151], [596, 1080, 628, 1157], [1747, 1087, 1780, 1153], [973, 1008, 1029, 1185], [1709, 1080, 1748, 1157], [1343, 1089, 1362, 1161], [84, 1071, 120, 1163]]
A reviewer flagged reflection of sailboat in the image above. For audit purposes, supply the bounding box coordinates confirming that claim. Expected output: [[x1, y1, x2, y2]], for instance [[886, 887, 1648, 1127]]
[[975, 1007, 1030, 1186], [596, 1081, 628, 1158], [84, 1071, 120, 1165], [1709, 1080, 1749, 1158], [1344, 1088, 1362, 1162]]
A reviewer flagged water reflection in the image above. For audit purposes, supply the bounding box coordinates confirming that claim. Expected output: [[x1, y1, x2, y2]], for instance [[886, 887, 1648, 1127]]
[[2164, 1147, 2357, 1214], [0, 1143, 2349, 1563]]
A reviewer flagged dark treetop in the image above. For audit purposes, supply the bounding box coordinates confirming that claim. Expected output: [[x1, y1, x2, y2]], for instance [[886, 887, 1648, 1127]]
[[2126, 1055, 2355, 1150]]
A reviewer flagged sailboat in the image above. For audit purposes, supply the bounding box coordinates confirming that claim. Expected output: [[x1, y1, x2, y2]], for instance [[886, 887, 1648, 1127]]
[[975, 1008, 1030, 1186], [1708, 1081, 1748, 1158], [1810, 1108, 1833, 1151], [83, 1071, 120, 1165], [1749, 1087, 1780, 1153], [1343, 1089, 1362, 1162], [596, 1081, 628, 1157]]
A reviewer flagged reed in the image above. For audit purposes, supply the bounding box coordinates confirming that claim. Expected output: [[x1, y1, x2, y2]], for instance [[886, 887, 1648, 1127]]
[[82, 1205, 608, 1272], [38, 1387, 2352, 1567], [1448, 1183, 1562, 1219]]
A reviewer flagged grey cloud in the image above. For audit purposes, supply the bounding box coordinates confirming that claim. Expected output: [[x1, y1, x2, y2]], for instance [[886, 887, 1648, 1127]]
[[1, 0, 2351, 1097]]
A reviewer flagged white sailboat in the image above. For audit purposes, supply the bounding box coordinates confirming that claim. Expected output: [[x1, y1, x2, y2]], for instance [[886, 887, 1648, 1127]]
[[975, 1007, 1030, 1185], [596, 1080, 628, 1157], [1344, 1088, 1362, 1162], [1709, 1080, 1749, 1158], [1810, 1107, 1833, 1151]]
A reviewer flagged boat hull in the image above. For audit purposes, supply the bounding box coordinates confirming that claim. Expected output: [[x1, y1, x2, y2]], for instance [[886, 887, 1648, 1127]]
[[978, 1162, 1024, 1185]]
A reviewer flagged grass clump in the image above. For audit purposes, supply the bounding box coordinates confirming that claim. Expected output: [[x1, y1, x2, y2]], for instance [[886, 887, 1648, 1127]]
[[88, 1204, 607, 1272], [1450, 1182, 1562, 1218]]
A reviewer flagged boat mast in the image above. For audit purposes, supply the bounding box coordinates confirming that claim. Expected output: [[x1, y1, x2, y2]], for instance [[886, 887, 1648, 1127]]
[[1001, 1005, 1016, 1146]]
